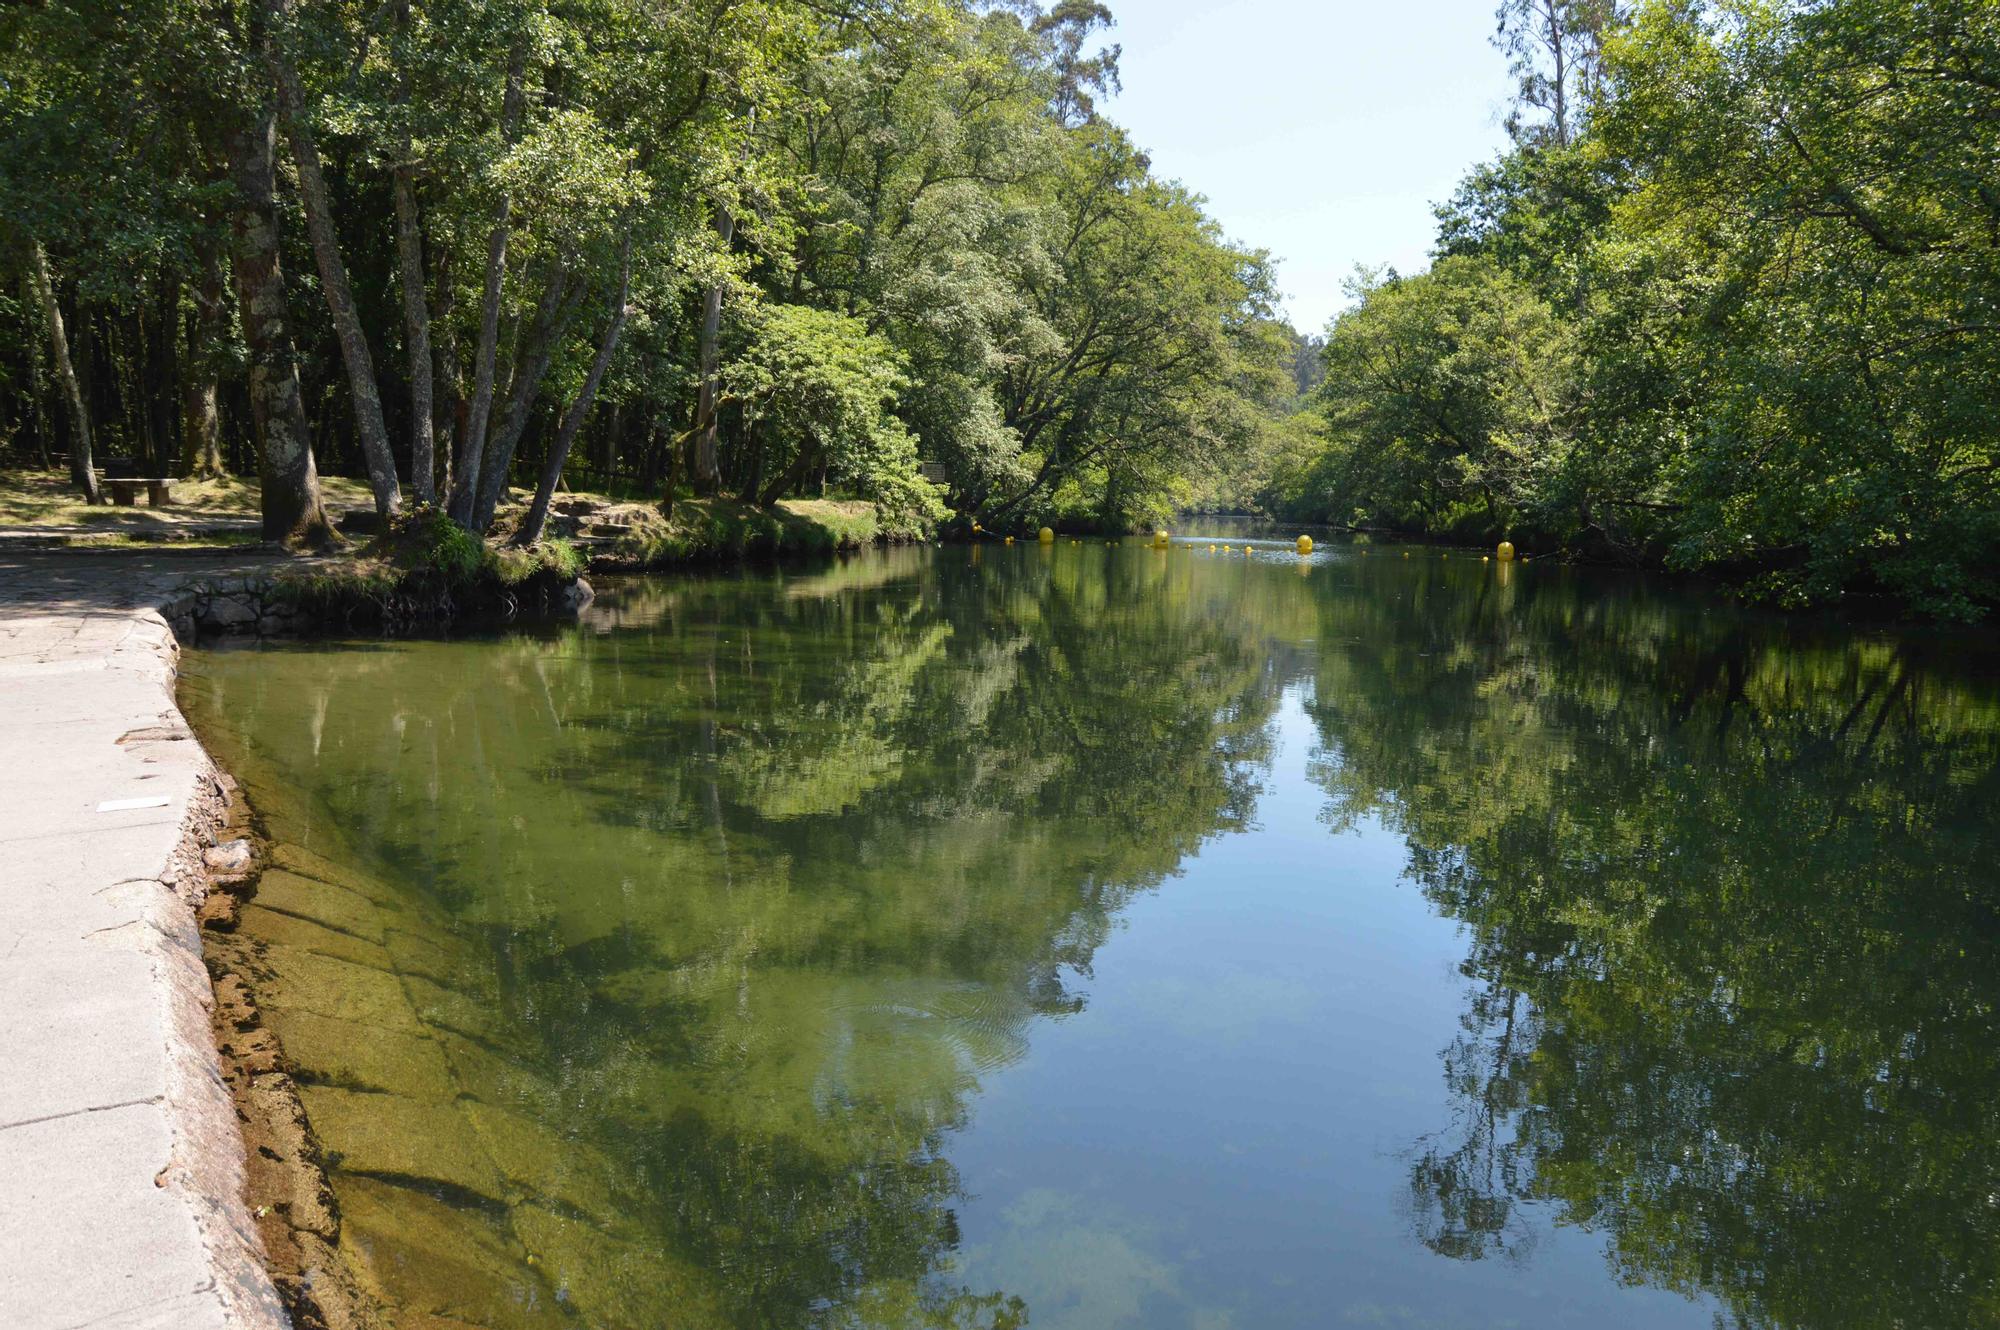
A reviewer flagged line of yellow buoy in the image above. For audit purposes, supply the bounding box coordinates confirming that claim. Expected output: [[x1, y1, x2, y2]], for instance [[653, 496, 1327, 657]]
[[966, 529, 1524, 568]]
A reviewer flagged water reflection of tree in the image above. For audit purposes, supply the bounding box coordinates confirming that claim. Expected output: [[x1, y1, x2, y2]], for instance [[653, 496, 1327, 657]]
[[187, 549, 1316, 1329], [1308, 560, 2000, 1328]]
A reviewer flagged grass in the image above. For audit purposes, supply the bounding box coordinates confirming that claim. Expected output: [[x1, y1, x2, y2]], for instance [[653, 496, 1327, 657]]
[[6, 467, 927, 589], [274, 507, 587, 626], [0, 469, 374, 531]]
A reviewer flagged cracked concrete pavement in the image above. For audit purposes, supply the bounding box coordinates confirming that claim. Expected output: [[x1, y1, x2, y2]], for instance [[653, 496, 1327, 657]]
[[1, 552, 289, 1330]]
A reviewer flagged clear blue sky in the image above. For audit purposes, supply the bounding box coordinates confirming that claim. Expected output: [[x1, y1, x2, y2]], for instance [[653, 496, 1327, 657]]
[[1102, 0, 1516, 333]]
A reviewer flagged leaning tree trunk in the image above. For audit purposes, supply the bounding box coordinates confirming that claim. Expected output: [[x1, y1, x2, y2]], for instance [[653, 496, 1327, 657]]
[[265, 0, 400, 518], [690, 207, 737, 496], [516, 237, 632, 546], [471, 269, 577, 533], [450, 47, 527, 526], [760, 437, 820, 508], [221, 104, 333, 547], [27, 241, 99, 503], [181, 224, 229, 478]]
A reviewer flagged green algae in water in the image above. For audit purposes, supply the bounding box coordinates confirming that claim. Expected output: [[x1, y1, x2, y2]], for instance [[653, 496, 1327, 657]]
[[181, 540, 2000, 1330]]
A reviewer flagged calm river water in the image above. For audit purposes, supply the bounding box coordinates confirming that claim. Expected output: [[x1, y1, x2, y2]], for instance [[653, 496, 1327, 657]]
[[182, 533, 2000, 1330]]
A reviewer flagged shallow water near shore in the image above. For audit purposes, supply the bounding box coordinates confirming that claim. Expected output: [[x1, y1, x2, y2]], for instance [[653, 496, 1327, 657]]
[[181, 532, 2000, 1330]]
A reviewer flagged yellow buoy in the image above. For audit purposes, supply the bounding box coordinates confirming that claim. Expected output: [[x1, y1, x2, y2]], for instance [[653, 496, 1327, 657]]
[[1497, 540, 1515, 562], [1004, 535, 1014, 544], [1482, 555, 1490, 562], [1402, 551, 1410, 559], [1152, 529, 1170, 550], [971, 521, 981, 533], [1039, 527, 1055, 544], [1296, 534, 1313, 554], [1222, 544, 1232, 552], [1208, 543, 1217, 551]]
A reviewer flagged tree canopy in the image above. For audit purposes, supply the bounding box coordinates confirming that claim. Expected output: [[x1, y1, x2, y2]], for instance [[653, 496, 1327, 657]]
[[0, 0, 1292, 541], [1261, 0, 2000, 620]]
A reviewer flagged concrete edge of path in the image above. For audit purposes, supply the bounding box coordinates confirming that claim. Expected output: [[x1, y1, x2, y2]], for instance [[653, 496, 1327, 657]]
[[1, 556, 290, 1330]]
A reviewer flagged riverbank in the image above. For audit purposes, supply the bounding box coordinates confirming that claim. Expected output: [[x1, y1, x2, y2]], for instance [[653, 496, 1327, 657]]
[[0, 547, 594, 1329], [0, 552, 292, 1330], [0, 502, 919, 1327]]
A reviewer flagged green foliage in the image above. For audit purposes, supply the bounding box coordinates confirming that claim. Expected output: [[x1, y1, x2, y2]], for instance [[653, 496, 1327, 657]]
[[395, 506, 485, 582], [723, 304, 946, 522], [1286, 258, 1574, 540], [1272, 0, 2000, 619]]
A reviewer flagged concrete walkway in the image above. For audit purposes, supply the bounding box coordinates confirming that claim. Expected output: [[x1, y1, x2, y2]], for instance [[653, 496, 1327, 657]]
[[0, 553, 288, 1329]]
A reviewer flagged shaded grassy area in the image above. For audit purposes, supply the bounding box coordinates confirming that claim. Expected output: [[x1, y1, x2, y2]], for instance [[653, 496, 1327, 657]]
[[0, 470, 374, 531], [4, 470, 929, 602]]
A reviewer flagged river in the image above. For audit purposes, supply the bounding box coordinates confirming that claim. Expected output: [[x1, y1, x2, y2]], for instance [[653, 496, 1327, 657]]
[[180, 532, 2000, 1329]]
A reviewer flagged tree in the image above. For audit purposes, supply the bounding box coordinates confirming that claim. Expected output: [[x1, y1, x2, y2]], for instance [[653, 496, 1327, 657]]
[[1493, 0, 1620, 148], [24, 241, 97, 502], [263, 0, 401, 518], [722, 303, 943, 519]]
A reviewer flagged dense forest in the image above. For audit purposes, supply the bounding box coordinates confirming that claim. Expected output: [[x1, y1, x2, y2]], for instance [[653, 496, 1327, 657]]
[[1256, 0, 2000, 620], [4, 0, 1996, 617], [0, 0, 1294, 544]]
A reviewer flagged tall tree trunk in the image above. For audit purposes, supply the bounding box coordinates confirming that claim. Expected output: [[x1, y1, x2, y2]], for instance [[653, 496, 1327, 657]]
[[471, 268, 577, 533], [27, 241, 99, 502], [148, 278, 180, 475], [393, 170, 435, 504], [516, 237, 632, 546], [691, 206, 737, 495], [450, 47, 527, 526], [391, 0, 435, 504], [117, 310, 151, 470], [264, 0, 401, 518], [181, 225, 228, 478], [222, 101, 333, 546], [594, 396, 617, 480], [659, 416, 679, 517], [23, 298, 52, 469], [432, 248, 463, 498], [740, 415, 764, 502]]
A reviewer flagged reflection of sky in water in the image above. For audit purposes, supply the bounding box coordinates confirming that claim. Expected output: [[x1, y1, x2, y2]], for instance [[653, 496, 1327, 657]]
[[947, 689, 1715, 1329]]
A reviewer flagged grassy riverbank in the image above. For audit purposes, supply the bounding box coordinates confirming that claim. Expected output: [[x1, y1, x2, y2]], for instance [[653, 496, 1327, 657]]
[[265, 494, 927, 627], [4, 468, 925, 566]]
